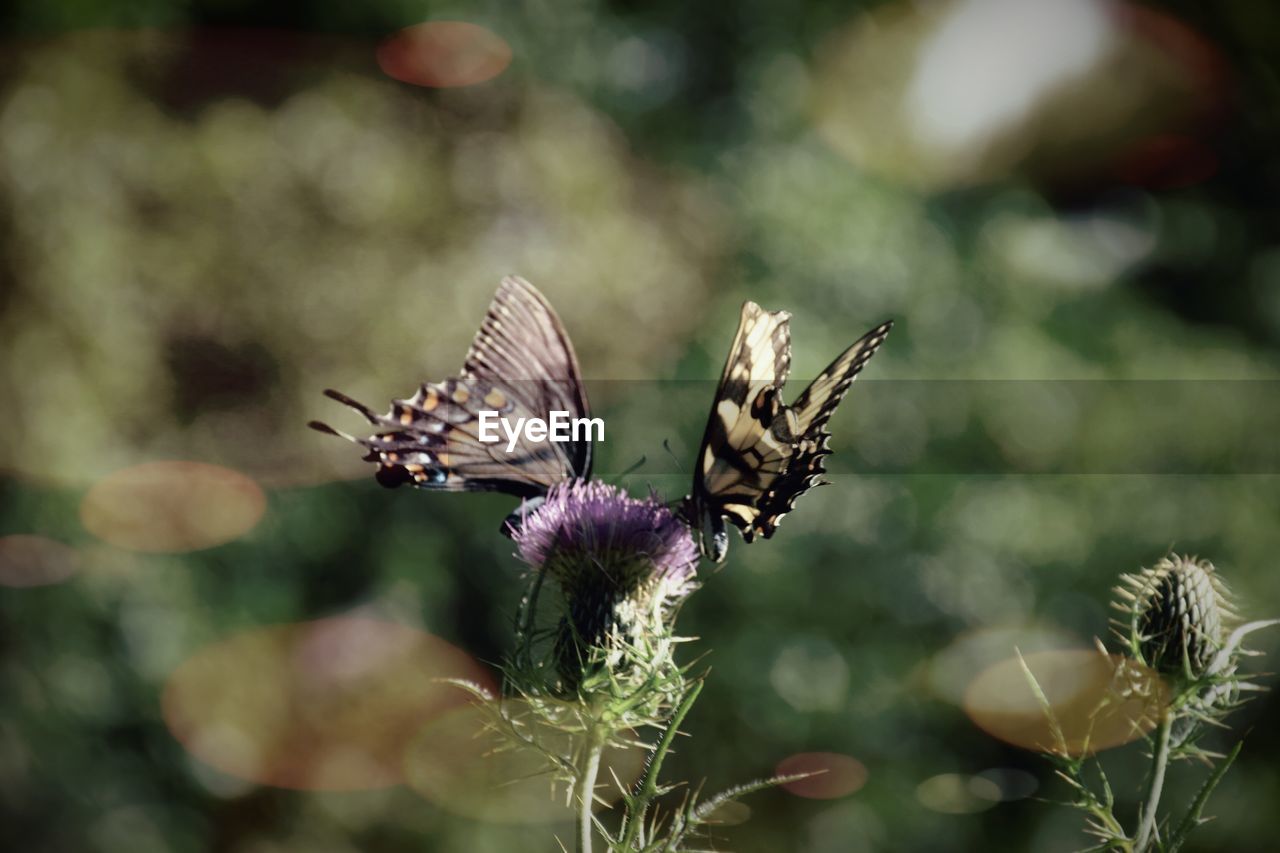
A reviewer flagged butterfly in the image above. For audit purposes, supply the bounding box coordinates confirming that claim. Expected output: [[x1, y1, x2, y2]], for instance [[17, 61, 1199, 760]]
[[681, 301, 892, 563], [309, 276, 592, 516]]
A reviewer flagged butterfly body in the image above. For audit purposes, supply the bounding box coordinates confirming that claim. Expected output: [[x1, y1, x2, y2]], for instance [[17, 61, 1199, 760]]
[[684, 302, 892, 563]]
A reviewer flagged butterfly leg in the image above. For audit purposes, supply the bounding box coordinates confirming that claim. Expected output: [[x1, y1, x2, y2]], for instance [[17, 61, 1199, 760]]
[[500, 495, 547, 538]]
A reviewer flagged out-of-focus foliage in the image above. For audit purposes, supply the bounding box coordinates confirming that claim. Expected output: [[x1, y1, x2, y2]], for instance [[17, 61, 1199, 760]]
[[0, 30, 723, 486], [2, 1, 1280, 852]]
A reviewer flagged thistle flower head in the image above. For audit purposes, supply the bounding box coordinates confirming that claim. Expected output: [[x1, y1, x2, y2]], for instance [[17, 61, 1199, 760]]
[[1108, 554, 1279, 769], [511, 480, 698, 695], [1113, 554, 1235, 681], [514, 479, 698, 588]]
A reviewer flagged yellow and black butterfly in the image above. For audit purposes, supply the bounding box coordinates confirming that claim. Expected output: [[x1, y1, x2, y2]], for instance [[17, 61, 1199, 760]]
[[681, 302, 892, 563], [309, 276, 591, 505]]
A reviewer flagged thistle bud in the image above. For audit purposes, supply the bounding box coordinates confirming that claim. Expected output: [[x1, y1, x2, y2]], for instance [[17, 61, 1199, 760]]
[[1113, 555, 1233, 681]]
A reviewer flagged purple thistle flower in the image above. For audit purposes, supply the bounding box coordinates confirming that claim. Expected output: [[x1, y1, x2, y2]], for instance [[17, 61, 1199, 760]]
[[513, 480, 698, 586], [510, 480, 698, 689]]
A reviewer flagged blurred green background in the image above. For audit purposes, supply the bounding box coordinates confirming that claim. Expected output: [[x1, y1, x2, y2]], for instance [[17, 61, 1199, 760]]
[[2, 0, 1279, 850]]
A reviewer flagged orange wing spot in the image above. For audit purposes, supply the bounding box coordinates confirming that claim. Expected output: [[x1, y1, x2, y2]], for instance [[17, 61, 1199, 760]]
[[404, 463, 424, 473], [399, 409, 413, 425], [483, 389, 506, 408], [422, 389, 440, 411], [451, 387, 470, 404], [436, 453, 452, 467]]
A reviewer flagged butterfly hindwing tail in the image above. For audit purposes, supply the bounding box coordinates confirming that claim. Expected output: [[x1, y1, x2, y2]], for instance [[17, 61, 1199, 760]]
[[790, 320, 894, 437], [747, 318, 893, 540]]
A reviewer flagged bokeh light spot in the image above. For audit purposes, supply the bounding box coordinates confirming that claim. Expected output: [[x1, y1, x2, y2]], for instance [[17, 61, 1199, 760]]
[[916, 773, 998, 814], [777, 752, 869, 800], [813, 0, 1223, 190], [162, 617, 493, 791], [0, 534, 80, 587], [80, 461, 265, 553], [771, 637, 850, 712], [377, 22, 512, 88], [972, 767, 1039, 801], [963, 649, 1168, 756], [928, 625, 1081, 705], [405, 698, 645, 823], [906, 0, 1116, 154]]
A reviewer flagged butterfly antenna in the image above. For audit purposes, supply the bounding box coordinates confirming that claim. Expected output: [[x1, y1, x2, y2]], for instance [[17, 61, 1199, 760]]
[[658, 440, 692, 511], [322, 388, 383, 424], [307, 419, 361, 444], [614, 454, 647, 482], [662, 439, 685, 474]]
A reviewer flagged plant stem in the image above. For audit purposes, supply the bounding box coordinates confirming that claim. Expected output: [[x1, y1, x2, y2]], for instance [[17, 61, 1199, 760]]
[[1135, 711, 1173, 852], [1167, 740, 1242, 852], [618, 680, 703, 850], [514, 565, 549, 672], [577, 728, 605, 853]]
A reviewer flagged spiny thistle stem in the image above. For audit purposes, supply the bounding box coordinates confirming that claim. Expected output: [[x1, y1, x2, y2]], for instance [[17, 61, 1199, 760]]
[[1169, 741, 1242, 852], [618, 679, 704, 849], [576, 725, 606, 853], [1135, 710, 1172, 852]]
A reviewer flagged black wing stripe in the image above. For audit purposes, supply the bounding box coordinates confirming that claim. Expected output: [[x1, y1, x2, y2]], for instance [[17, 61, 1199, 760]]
[[790, 320, 893, 435]]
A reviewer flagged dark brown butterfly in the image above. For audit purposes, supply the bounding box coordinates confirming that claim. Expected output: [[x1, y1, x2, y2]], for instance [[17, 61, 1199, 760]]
[[681, 302, 892, 563], [309, 276, 591, 509]]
